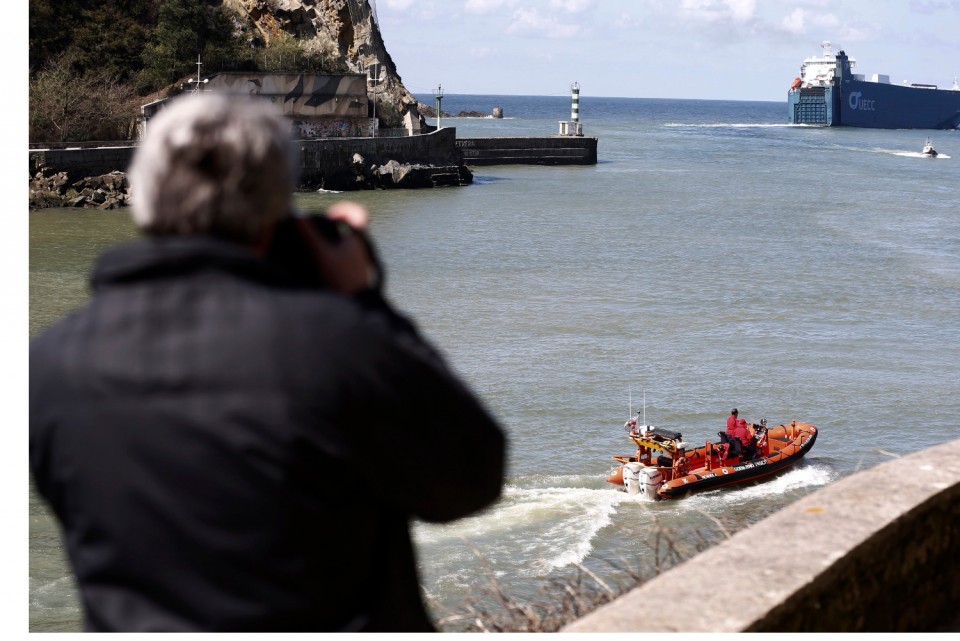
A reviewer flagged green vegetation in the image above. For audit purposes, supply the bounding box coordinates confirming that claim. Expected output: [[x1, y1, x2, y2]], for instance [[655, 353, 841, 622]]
[[28, 0, 351, 143]]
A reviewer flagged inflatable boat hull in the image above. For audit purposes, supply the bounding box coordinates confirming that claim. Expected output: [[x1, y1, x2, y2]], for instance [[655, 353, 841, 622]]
[[608, 421, 818, 500]]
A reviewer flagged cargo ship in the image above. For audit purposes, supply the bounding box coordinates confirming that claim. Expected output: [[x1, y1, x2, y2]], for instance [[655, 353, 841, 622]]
[[787, 42, 960, 129]]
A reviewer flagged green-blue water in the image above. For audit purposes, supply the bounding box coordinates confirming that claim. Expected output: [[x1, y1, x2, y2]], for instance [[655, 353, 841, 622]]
[[29, 95, 960, 630]]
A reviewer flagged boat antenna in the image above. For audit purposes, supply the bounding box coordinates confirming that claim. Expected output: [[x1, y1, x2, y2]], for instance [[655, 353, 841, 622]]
[[643, 389, 646, 426], [628, 387, 632, 420]]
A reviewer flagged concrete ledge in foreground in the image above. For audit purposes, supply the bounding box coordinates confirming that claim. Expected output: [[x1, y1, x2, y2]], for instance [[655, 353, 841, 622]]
[[562, 438, 960, 633]]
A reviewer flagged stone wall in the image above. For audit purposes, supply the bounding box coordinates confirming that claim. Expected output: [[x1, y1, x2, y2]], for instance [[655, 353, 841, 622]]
[[30, 147, 137, 180], [29, 128, 469, 200], [297, 127, 467, 190], [563, 438, 960, 633]]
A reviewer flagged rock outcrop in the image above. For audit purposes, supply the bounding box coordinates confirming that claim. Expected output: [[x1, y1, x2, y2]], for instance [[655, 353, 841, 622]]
[[30, 168, 131, 210], [223, 0, 426, 133]]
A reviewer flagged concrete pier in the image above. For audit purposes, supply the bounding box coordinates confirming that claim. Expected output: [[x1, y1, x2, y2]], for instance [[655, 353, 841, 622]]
[[455, 136, 597, 166], [29, 129, 471, 192], [563, 438, 960, 632], [29, 129, 600, 195]]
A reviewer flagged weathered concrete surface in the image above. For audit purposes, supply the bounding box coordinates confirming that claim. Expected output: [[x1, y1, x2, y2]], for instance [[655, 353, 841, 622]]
[[456, 136, 598, 165], [30, 147, 136, 181], [29, 129, 470, 196], [297, 127, 470, 189], [563, 439, 960, 633]]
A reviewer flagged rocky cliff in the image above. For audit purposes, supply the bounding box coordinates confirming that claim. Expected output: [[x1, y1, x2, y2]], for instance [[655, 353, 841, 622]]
[[222, 0, 425, 132]]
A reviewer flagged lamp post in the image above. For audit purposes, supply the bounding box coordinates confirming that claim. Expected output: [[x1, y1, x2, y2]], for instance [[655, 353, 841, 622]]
[[433, 84, 444, 129], [186, 54, 208, 94], [368, 60, 381, 138]]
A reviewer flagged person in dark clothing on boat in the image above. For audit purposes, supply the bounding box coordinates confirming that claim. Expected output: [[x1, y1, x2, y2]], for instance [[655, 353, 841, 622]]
[[29, 94, 506, 632]]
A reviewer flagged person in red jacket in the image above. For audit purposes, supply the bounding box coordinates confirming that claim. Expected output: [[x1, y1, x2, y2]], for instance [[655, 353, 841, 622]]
[[726, 408, 739, 435], [731, 418, 757, 460]]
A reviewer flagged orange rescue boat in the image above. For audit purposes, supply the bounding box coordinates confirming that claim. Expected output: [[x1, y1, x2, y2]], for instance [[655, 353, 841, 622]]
[[607, 415, 818, 500]]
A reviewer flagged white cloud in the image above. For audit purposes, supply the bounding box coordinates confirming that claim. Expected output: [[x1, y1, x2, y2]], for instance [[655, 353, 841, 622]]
[[465, 0, 517, 14], [780, 8, 806, 34], [777, 9, 852, 36], [727, 0, 756, 22], [680, 0, 757, 23], [549, 0, 595, 12], [470, 46, 496, 58], [506, 8, 581, 38]]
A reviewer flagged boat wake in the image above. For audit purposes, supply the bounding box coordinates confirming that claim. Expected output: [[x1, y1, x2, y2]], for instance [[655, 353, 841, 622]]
[[695, 462, 835, 504], [415, 475, 628, 573], [415, 462, 835, 583], [890, 150, 951, 159]]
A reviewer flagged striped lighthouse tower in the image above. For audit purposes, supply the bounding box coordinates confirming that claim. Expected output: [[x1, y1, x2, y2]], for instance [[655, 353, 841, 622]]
[[559, 81, 583, 136], [571, 81, 580, 123]]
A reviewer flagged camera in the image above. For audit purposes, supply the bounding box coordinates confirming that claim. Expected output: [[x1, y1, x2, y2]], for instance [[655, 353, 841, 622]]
[[264, 212, 383, 291]]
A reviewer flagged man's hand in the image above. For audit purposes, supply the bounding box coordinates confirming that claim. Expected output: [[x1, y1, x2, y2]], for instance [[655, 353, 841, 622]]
[[307, 201, 375, 294]]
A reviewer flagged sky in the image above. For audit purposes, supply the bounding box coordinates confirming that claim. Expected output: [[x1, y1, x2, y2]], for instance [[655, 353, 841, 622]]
[[374, 0, 960, 101]]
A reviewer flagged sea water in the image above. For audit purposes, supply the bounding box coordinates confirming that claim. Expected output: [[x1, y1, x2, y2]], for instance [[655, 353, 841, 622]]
[[28, 95, 960, 630]]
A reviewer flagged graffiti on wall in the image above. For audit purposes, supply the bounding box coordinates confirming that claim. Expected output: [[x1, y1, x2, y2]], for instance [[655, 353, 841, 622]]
[[141, 74, 376, 140], [295, 119, 370, 139], [206, 73, 368, 118]]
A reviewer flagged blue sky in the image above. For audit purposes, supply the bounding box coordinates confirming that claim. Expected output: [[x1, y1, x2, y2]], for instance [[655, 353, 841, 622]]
[[376, 0, 960, 101]]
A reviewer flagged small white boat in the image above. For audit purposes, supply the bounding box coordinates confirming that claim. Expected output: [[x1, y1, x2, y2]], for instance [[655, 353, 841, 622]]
[[922, 137, 938, 157]]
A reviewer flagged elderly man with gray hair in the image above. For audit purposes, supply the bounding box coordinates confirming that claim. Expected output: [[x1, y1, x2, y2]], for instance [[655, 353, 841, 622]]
[[29, 94, 506, 632]]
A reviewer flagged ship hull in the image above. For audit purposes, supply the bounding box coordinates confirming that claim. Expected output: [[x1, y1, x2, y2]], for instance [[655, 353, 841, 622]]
[[789, 79, 960, 129]]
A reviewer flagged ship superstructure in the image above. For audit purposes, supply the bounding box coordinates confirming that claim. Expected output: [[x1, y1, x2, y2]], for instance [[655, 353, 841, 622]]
[[787, 42, 960, 129]]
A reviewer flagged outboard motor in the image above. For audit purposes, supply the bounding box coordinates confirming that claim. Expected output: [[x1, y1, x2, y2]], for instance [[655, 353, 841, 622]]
[[623, 463, 663, 500]]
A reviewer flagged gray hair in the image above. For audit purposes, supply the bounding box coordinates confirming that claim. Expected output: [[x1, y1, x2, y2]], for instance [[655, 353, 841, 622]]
[[129, 94, 296, 243]]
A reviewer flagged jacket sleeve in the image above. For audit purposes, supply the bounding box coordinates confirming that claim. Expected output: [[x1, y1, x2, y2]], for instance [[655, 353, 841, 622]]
[[336, 296, 507, 524]]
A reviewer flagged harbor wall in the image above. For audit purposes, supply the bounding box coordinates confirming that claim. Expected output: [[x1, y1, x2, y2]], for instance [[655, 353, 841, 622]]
[[29, 132, 599, 182], [29, 130, 599, 197], [455, 136, 597, 165], [30, 146, 136, 180], [29, 128, 466, 192], [563, 438, 960, 633], [297, 127, 464, 188]]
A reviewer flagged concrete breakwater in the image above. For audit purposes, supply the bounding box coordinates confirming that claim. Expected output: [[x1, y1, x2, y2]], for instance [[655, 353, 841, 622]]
[[28, 128, 599, 209], [456, 136, 597, 166], [298, 127, 471, 190], [28, 129, 473, 208]]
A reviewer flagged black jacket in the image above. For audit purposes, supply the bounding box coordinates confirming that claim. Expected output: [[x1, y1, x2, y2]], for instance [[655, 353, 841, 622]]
[[29, 236, 506, 631]]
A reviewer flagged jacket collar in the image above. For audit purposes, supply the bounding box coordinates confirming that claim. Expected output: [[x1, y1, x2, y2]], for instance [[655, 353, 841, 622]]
[[90, 236, 293, 290]]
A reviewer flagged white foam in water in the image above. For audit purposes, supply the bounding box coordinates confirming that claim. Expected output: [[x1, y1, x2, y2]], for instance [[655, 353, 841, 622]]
[[890, 151, 951, 159], [418, 464, 836, 577], [682, 463, 836, 511], [414, 481, 630, 573]]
